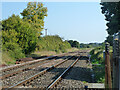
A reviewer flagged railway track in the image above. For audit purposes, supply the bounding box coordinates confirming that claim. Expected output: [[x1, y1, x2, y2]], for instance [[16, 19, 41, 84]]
[[1, 52, 78, 88], [56, 56, 92, 88], [2, 57, 66, 87], [6, 55, 75, 88], [0, 52, 73, 79], [0, 56, 56, 76], [1, 51, 91, 89], [1, 56, 66, 79], [1, 51, 75, 73], [47, 55, 81, 88]]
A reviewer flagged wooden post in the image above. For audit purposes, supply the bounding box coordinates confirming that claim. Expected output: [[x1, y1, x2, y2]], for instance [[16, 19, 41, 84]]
[[105, 42, 112, 89], [110, 52, 113, 75]]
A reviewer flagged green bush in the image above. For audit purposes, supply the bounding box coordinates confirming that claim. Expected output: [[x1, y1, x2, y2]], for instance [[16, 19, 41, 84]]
[[90, 46, 105, 83], [2, 14, 37, 54], [90, 49, 95, 55], [2, 42, 25, 59], [36, 35, 71, 53]]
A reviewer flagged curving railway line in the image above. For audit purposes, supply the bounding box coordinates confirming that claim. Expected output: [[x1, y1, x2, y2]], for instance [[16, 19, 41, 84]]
[[1, 50, 92, 89]]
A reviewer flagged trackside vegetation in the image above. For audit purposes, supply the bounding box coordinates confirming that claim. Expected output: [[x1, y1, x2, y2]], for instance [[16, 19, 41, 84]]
[[90, 43, 112, 83], [1, 2, 71, 65], [36, 35, 71, 53], [89, 45, 105, 83], [89, 43, 112, 83]]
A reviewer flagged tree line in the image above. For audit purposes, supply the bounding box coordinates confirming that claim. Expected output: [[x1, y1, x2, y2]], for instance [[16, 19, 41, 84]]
[[67, 40, 102, 48]]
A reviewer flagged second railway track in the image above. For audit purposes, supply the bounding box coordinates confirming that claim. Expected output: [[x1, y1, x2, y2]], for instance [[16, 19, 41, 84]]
[[1, 52, 76, 79], [1, 50, 91, 89], [2, 52, 78, 88]]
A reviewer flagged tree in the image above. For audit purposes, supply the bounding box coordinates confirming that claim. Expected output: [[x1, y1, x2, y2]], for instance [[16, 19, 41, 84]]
[[68, 40, 74, 47], [2, 14, 37, 54], [72, 41, 80, 48], [68, 40, 80, 48], [100, 2, 120, 35], [80, 43, 86, 48], [106, 35, 113, 46], [21, 2, 48, 37], [100, 2, 120, 46]]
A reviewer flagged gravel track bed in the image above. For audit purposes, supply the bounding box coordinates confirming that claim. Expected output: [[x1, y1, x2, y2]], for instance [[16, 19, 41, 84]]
[[1, 56, 66, 76], [1, 62, 45, 76], [56, 58, 92, 88], [1, 57, 61, 76], [2, 58, 65, 87], [21, 57, 77, 88]]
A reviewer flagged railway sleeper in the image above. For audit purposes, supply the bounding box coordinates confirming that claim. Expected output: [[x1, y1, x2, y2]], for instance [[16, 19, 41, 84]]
[[7, 55, 75, 88]]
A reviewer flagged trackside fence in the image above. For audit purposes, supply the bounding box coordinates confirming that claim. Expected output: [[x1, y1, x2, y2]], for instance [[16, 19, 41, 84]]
[[105, 31, 120, 89]]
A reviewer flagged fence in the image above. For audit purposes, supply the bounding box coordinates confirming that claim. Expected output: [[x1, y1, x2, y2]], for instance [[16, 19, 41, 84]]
[[105, 31, 120, 89], [112, 31, 120, 89]]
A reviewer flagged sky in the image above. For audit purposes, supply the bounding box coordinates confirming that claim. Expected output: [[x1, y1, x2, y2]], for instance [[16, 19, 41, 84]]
[[1, 2, 108, 43]]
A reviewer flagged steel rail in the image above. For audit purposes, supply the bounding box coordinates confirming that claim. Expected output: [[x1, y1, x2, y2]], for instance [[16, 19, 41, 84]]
[[7, 56, 74, 89], [1, 52, 70, 72], [47, 56, 81, 88], [1, 56, 56, 72], [0, 56, 67, 79]]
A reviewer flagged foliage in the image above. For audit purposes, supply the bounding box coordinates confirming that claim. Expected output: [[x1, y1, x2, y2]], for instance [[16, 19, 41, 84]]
[[100, 2, 120, 46], [36, 35, 71, 53], [1, 2, 71, 65], [21, 2, 48, 37], [68, 40, 102, 49], [100, 2, 120, 35], [2, 14, 37, 54], [2, 42, 25, 59], [72, 41, 80, 48], [90, 45, 105, 83], [106, 35, 113, 46], [68, 40, 80, 48]]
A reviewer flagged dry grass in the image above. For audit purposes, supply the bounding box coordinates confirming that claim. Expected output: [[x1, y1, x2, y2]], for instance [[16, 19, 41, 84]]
[[1, 48, 82, 65], [29, 48, 80, 57], [28, 51, 59, 58], [2, 51, 16, 65], [67, 48, 80, 52]]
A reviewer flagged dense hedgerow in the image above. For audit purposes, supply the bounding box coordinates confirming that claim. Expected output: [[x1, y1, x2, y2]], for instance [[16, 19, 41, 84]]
[[36, 35, 71, 53]]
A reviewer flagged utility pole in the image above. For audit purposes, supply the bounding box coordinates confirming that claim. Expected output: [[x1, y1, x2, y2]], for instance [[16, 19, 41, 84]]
[[45, 29, 47, 36]]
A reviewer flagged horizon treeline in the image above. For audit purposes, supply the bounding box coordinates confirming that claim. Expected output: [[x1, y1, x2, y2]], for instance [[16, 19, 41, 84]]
[[67, 40, 103, 49]]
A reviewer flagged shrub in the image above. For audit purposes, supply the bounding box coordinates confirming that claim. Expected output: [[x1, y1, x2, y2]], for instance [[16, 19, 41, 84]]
[[89, 46, 105, 83], [36, 35, 71, 53], [2, 42, 25, 59], [2, 14, 37, 54]]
